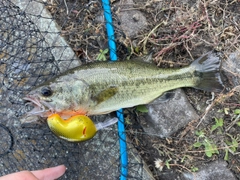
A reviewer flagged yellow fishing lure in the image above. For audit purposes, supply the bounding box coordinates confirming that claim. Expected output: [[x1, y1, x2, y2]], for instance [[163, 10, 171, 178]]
[[47, 114, 118, 142]]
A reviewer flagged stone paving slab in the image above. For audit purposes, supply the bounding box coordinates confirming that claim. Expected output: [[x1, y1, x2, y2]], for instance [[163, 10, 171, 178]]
[[143, 89, 200, 138], [11, 0, 81, 72], [182, 160, 237, 180]]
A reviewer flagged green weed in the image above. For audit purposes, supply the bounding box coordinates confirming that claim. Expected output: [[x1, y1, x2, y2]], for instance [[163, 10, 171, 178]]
[[193, 130, 219, 157], [96, 48, 108, 61], [211, 117, 223, 133], [224, 134, 239, 160], [136, 105, 148, 113]]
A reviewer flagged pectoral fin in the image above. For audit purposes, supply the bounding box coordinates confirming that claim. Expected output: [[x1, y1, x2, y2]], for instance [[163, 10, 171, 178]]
[[94, 86, 118, 104]]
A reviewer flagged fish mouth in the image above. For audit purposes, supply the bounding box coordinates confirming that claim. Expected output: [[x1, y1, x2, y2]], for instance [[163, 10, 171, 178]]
[[23, 95, 52, 117]]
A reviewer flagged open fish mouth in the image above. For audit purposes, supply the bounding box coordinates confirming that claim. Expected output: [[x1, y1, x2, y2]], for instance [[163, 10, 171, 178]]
[[23, 96, 51, 117]]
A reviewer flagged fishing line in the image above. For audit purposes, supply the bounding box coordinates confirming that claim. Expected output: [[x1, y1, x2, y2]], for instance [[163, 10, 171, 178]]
[[101, 0, 128, 179]]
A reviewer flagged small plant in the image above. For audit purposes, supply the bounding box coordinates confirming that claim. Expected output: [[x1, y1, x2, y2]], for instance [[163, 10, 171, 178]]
[[211, 117, 224, 133], [233, 109, 240, 126], [234, 109, 240, 115], [203, 138, 219, 158], [165, 159, 171, 169], [190, 166, 199, 172], [195, 130, 205, 138], [96, 48, 108, 61], [136, 105, 148, 113], [193, 130, 219, 157], [237, 121, 240, 126], [224, 134, 239, 160], [124, 116, 132, 125]]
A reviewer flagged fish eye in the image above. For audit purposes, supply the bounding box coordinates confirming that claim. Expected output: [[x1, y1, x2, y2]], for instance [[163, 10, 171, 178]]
[[41, 87, 52, 97]]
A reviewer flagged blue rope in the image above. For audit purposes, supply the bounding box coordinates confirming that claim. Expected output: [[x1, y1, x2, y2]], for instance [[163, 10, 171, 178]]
[[101, 0, 128, 179], [101, 0, 117, 61], [117, 109, 128, 179]]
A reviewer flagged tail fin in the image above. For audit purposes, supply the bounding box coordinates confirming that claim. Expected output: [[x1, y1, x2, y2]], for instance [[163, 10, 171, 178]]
[[191, 51, 224, 92]]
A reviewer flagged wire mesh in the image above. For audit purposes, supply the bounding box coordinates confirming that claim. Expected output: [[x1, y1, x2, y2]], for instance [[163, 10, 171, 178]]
[[0, 0, 147, 179]]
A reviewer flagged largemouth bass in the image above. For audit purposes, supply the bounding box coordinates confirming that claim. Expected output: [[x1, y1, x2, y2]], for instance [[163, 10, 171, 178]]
[[24, 52, 224, 119]]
